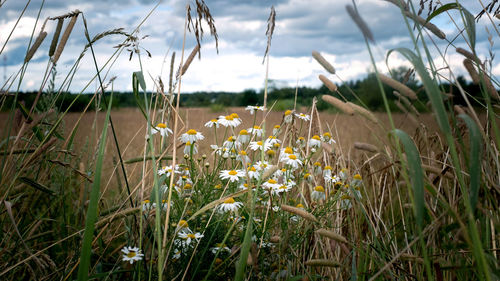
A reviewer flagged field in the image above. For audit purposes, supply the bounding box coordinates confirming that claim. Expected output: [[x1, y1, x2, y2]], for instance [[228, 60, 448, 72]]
[[1, 1, 500, 281]]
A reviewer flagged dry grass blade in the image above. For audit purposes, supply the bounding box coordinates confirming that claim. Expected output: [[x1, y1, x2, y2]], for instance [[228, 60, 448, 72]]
[[421, 164, 454, 179], [354, 142, 378, 153], [315, 228, 348, 243], [52, 15, 78, 63], [281, 204, 318, 223], [313, 51, 335, 74], [346, 4, 374, 43], [180, 44, 200, 76], [321, 95, 354, 115], [318, 74, 337, 91], [25, 31, 47, 63], [305, 259, 341, 267], [378, 73, 417, 100]]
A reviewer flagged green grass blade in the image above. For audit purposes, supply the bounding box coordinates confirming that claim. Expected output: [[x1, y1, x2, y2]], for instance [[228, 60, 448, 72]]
[[393, 129, 425, 228], [76, 94, 112, 281], [458, 114, 482, 214]]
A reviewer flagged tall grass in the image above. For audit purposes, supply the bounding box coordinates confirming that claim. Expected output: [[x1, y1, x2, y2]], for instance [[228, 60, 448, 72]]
[[0, 0, 499, 280]]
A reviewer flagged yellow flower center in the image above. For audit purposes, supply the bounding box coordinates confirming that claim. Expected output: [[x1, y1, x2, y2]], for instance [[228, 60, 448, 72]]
[[284, 147, 293, 154], [354, 174, 362, 180], [230, 113, 239, 119], [314, 186, 325, 192], [296, 203, 304, 208], [185, 141, 191, 146], [184, 183, 192, 189], [224, 197, 235, 204], [266, 150, 275, 156], [323, 132, 331, 138], [239, 150, 247, 155], [228, 170, 238, 176], [253, 125, 261, 129], [178, 220, 188, 227], [127, 252, 137, 258], [288, 154, 297, 160], [303, 173, 310, 178], [210, 119, 217, 123], [298, 137, 305, 141], [143, 200, 150, 204], [227, 136, 235, 142], [157, 123, 167, 128], [281, 168, 286, 172], [187, 129, 197, 135], [285, 110, 292, 116], [324, 165, 332, 170], [279, 185, 287, 190], [257, 141, 263, 146], [214, 184, 222, 189], [312, 135, 321, 140], [268, 179, 277, 184], [225, 115, 234, 121], [341, 194, 351, 200], [239, 129, 248, 135], [314, 162, 321, 167], [249, 167, 256, 172], [274, 143, 281, 148], [187, 234, 196, 239], [274, 125, 280, 129]]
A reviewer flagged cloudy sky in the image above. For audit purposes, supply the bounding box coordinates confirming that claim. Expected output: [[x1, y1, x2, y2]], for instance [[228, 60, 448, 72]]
[[0, 0, 498, 93]]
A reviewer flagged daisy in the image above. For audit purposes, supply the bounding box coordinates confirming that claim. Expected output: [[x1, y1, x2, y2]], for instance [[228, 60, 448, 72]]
[[218, 197, 243, 213], [176, 219, 192, 234], [351, 173, 362, 188], [220, 169, 244, 182], [247, 166, 260, 180], [245, 105, 265, 115], [323, 165, 333, 177], [158, 165, 180, 177], [266, 149, 276, 158], [308, 135, 322, 148], [218, 114, 241, 127], [151, 123, 173, 137], [340, 194, 352, 209], [262, 178, 280, 190], [321, 132, 336, 144], [303, 172, 312, 182], [237, 150, 250, 163], [283, 153, 302, 170], [294, 113, 310, 121], [180, 129, 204, 144], [324, 174, 339, 185], [249, 140, 272, 151], [266, 136, 281, 146], [121, 246, 144, 264], [211, 243, 231, 254], [178, 232, 204, 246], [272, 184, 291, 196], [339, 168, 348, 181], [237, 129, 250, 143], [284, 110, 294, 123], [204, 119, 219, 128], [184, 141, 198, 155], [172, 249, 181, 260], [223, 136, 240, 149], [313, 161, 322, 175], [142, 200, 152, 212], [248, 125, 264, 137], [272, 125, 281, 135], [255, 160, 271, 172], [311, 185, 326, 201]]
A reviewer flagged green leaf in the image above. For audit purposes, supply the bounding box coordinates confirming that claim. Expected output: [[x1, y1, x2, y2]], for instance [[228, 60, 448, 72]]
[[393, 129, 425, 228], [458, 114, 482, 214], [425, 3, 459, 24], [18, 177, 55, 195]]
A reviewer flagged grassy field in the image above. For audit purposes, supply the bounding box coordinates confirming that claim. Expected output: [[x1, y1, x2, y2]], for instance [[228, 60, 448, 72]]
[[1, 1, 499, 280]]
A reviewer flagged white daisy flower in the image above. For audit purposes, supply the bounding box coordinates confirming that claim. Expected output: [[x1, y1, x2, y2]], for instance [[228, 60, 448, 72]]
[[223, 136, 240, 149], [294, 113, 310, 121], [339, 168, 349, 182], [121, 246, 144, 264], [340, 194, 352, 209], [247, 166, 261, 180], [237, 129, 250, 143], [176, 219, 192, 234], [178, 232, 204, 246], [266, 136, 281, 146], [218, 197, 243, 213], [236, 150, 250, 164], [282, 153, 302, 170], [308, 135, 322, 148], [205, 118, 219, 128], [272, 184, 291, 196], [323, 165, 333, 177], [284, 110, 294, 123], [324, 174, 339, 185], [172, 250, 181, 260], [211, 243, 231, 254], [184, 141, 198, 155], [296, 136, 306, 148], [272, 125, 281, 136], [255, 160, 270, 172], [272, 206, 280, 212], [142, 200, 152, 212], [313, 161, 322, 175], [311, 185, 326, 201], [180, 129, 204, 144], [220, 169, 244, 182], [351, 173, 363, 188], [249, 140, 272, 151], [303, 172, 313, 183], [262, 178, 280, 190], [151, 123, 173, 137], [218, 113, 241, 127], [245, 105, 265, 115], [248, 125, 264, 137], [158, 165, 180, 177], [321, 132, 336, 144]]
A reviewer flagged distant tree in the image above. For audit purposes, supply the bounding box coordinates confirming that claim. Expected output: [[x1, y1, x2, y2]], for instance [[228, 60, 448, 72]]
[[239, 89, 259, 106]]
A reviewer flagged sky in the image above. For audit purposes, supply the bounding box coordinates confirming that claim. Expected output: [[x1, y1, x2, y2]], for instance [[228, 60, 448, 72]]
[[0, 0, 499, 93]]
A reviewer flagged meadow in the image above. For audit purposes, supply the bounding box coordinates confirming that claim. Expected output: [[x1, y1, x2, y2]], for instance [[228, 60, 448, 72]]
[[1, 0, 499, 280]]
